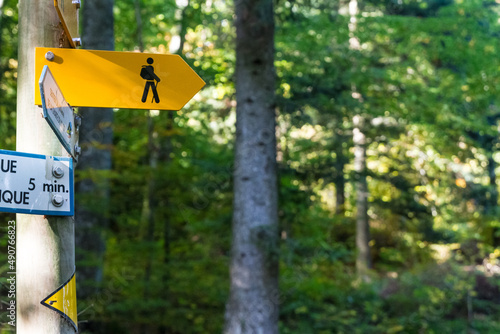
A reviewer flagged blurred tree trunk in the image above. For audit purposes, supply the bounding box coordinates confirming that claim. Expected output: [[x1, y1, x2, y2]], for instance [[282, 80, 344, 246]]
[[76, 0, 114, 331], [169, 0, 189, 54], [138, 1, 187, 331], [158, 110, 174, 334], [468, 115, 500, 246], [485, 154, 500, 247], [134, 0, 144, 52], [349, 0, 372, 277], [141, 112, 158, 300], [0, 0, 5, 53], [224, 0, 279, 333], [134, 0, 155, 303], [487, 154, 498, 211], [334, 132, 347, 215], [353, 115, 371, 276], [0, 0, 7, 84], [485, 116, 499, 246]]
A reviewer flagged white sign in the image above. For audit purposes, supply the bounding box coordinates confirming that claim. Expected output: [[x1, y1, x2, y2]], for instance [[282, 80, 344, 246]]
[[39, 65, 79, 159], [0, 150, 74, 216]]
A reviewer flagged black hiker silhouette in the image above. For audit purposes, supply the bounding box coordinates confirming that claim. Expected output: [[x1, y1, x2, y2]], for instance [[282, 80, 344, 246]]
[[140, 57, 161, 103]]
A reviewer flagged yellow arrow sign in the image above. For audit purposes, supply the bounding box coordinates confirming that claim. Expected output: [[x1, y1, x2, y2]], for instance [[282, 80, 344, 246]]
[[34, 47, 205, 111], [41, 271, 78, 332]]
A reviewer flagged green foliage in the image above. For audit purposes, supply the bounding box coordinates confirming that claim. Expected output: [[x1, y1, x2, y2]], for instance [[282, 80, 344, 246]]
[[0, 0, 18, 151], [0, 2, 18, 329], [2, 0, 500, 332]]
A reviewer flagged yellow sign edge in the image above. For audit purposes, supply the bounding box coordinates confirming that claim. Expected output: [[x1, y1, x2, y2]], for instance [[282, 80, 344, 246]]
[[40, 270, 78, 332], [54, 0, 78, 48]]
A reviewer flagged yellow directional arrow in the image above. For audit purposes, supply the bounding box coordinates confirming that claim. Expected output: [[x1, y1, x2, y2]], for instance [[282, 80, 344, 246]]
[[41, 271, 78, 332], [34, 47, 205, 111]]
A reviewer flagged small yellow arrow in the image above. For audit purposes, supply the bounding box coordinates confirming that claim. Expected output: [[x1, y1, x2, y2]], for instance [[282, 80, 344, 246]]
[[41, 271, 77, 332]]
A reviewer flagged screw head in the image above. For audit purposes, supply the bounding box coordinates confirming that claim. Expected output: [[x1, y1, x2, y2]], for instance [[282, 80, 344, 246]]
[[52, 166, 64, 178], [75, 145, 82, 156], [52, 194, 64, 207], [45, 51, 55, 61]]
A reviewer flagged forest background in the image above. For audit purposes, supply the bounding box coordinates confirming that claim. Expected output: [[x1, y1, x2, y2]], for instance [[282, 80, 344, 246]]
[[1, 0, 500, 333]]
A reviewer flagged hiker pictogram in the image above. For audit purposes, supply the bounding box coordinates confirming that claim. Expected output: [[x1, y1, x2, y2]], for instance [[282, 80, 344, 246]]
[[140, 57, 161, 103]]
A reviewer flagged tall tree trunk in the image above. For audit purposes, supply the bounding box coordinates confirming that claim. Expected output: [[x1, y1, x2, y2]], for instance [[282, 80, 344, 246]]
[[353, 115, 371, 276], [487, 154, 498, 211], [487, 152, 499, 246], [142, 114, 158, 299], [134, 0, 144, 52], [157, 1, 185, 325], [0, 0, 5, 54], [485, 116, 499, 246], [224, 1, 279, 333], [170, 0, 189, 55], [136, 1, 179, 331], [16, 1, 75, 333], [133, 0, 157, 305], [334, 132, 347, 215], [158, 110, 173, 334], [349, 0, 372, 277], [0, 0, 7, 87], [132, 0, 162, 309], [75, 0, 114, 331]]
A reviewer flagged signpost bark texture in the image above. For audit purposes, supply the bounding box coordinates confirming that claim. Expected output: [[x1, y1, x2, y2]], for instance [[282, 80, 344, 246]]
[[16, 1, 75, 333]]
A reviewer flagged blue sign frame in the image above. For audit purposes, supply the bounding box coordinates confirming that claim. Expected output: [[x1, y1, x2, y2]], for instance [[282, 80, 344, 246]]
[[0, 149, 74, 216]]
